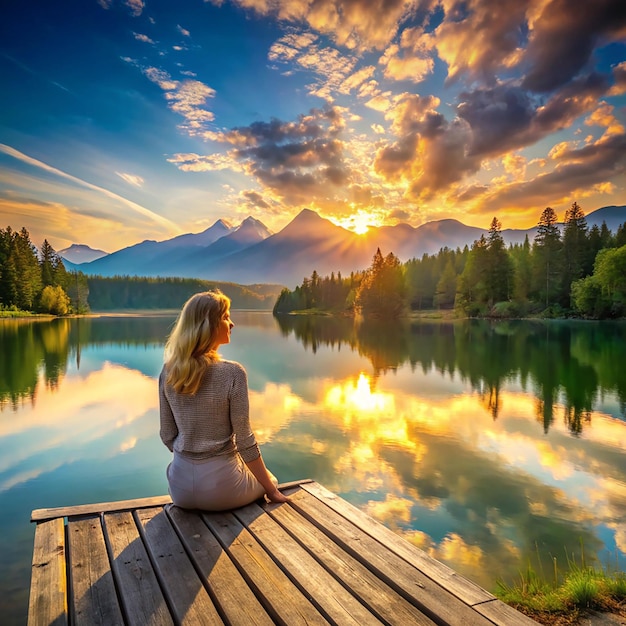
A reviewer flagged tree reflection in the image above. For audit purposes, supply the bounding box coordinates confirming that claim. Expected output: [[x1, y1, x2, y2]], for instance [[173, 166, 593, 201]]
[[0, 315, 175, 410], [276, 315, 626, 432]]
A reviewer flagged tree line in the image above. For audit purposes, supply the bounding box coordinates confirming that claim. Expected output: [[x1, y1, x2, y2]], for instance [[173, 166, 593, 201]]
[[274, 203, 626, 319], [0, 226, 80, 315]]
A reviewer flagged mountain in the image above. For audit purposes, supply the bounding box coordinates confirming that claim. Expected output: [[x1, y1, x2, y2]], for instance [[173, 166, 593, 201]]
[[64, 205, 626, 288], [165, 216, 274, 276], [585, 205, 626, 232], [58, 244, 108, 264], [79, 219, 234, 277]]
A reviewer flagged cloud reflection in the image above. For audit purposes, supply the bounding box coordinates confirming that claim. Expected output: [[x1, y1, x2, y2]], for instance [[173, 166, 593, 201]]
[[0, 363, 157, 492]]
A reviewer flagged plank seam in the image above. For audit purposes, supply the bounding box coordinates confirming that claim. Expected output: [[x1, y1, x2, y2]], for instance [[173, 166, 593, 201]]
[[198, 510, 289, 625], [288, 496, 478, 626], [164, 504, 231, 625], [231, 504, 345, 626], [263, 500, 397, 626]]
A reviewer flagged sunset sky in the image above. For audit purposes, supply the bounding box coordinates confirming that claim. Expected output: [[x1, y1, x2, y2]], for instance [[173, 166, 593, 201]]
[[1, 0, 625, 252]]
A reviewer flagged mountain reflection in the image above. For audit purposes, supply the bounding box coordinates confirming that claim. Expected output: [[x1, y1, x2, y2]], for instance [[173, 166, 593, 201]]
[[276, 315, 626, 432]]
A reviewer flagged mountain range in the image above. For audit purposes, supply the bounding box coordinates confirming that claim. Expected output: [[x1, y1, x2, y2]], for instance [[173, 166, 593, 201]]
[[60, 205, 626, 288]]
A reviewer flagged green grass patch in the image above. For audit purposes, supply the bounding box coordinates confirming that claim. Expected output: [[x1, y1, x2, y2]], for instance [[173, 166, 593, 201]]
[[495, 547, 626, 624]]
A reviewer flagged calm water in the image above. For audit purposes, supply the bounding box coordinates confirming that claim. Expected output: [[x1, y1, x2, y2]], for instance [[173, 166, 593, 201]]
[[1, 312, 625, 624]]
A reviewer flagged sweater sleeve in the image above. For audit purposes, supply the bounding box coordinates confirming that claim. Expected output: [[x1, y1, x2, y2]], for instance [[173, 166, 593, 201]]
[[158, 368, 177, 452], [229, 363, 261, 463]]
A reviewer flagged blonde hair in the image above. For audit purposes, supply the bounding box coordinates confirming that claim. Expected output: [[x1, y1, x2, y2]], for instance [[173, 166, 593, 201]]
[[164, 290, 231, 394]]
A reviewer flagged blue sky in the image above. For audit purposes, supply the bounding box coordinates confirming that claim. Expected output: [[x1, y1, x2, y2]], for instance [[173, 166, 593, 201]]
[[1, 0, 625, 252]]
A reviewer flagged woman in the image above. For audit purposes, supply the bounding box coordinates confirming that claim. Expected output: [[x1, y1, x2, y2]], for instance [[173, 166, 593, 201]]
[[159, 290, 288, 510]]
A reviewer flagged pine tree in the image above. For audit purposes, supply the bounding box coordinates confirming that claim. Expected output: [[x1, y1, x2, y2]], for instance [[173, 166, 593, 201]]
[[532, 207, 562, 310], [561, 202, 588, 307]]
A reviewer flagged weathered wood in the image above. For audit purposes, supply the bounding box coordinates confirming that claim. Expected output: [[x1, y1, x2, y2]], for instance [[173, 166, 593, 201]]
[[28, 518, 68, 626], [103, 511, 173, 626], [301, 481, 493, 606], [265, 499, 437, 626], [290, 488, 493, 625], [28, 482, 540, 626], [474, 599, 541, 626], [202, 510, 329, 625], [66, 515, 124, 625], [134, 507, 223, 625], [235, 501, 384, 626], [167, 505, 274, 626], [32, 495, 173, 522]]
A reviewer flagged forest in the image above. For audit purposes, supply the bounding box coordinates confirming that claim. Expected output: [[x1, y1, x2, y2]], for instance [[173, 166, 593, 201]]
[[273, 203, 626, 320]]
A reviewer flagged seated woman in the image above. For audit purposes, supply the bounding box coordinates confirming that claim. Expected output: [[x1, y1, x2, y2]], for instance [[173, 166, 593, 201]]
[[159, 290, 288, 510]]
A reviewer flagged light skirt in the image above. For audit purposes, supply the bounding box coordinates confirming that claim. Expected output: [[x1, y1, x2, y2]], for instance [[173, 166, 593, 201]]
[[166, 451, 275, 511]]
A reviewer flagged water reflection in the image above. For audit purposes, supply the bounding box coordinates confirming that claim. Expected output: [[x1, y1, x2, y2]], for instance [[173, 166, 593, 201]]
[[276, 315, 626, 430], [0, 313, 625, 625]]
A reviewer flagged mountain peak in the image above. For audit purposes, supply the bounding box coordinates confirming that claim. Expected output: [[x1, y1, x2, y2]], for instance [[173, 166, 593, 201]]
[[229, 216, 272, 243], [58, 243, 108, 264]]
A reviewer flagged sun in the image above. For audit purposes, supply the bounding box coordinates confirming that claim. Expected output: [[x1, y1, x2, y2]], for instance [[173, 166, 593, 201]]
[[333, 209, 382, 235]]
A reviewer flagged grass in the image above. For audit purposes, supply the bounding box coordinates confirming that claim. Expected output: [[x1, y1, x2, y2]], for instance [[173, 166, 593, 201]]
[[496, 544, 626, 625]]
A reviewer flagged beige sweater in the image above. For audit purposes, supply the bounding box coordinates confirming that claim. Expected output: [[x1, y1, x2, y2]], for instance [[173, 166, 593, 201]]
[[159, 359, 261, 463]]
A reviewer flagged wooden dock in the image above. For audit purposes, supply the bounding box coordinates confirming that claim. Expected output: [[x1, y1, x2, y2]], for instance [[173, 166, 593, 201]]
[[28, 480, 538, 625]]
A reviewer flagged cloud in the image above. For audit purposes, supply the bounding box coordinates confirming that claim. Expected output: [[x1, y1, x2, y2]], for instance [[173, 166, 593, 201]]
[[171, 106, 353, 206], [269, 31, 358, 102], [125, 0, 144, 17], [134, 32, 154, 44], [432, 0, 528, 85], [116, 172, 144, 187], [241, 189, 271, 209], [372, 93, 481, 200], [457, 73, 610, 158], [124, 59, 217, 136], [610, 61, 626, 95], [460, 132, 626, 212], [227, 0, 424, 52], [177, 24, 191, 36], [522, 0, 626, 93]]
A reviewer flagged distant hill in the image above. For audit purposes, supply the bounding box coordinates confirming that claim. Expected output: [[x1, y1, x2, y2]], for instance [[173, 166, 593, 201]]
[[58, 243, 108, 264], [62, 205, 626, 288]]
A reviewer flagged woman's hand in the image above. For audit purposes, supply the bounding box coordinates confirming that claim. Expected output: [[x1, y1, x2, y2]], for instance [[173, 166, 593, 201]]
[[266, 489, 290, 503]]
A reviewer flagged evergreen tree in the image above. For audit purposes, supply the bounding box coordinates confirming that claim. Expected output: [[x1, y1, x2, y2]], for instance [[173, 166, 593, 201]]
[[434, 258, 457, 309], [532, 207, 562, 310], [486, 217, 514, 304], [511, 236, 532, 304], [561, 202, 588, 307], [456, 235, 490, 314], [356, 249, 405, 317]]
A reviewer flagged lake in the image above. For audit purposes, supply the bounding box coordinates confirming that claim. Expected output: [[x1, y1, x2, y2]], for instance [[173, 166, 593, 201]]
[[1, 312, 625, 625]]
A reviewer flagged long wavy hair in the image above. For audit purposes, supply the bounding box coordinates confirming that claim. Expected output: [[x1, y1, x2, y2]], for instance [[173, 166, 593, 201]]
[[164, 290, 231, 394]]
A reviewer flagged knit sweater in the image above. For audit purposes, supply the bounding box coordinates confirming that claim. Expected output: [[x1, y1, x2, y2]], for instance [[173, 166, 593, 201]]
[[159, 359, 261, 463]]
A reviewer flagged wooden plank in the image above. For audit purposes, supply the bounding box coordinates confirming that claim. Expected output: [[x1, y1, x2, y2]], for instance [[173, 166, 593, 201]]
[[201, 510, 329, 625], [103, 511, 173, 626], [32, 496, 173, 522], [290, 488, 492, 626], [474, 599, 540, 625], [134, 507, 223, 625], [302, 481, 493, 606], [235, 502, 385, 626], [167, 505, 274, 626], [66, 515, 124, 625], [265, 499, 437, 626], [30, 482, 311, 521], [28, 518, 68, 626]]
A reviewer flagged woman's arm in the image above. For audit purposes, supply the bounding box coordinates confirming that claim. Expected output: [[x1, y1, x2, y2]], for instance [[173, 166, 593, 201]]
[[245, 456, 289, 503], [159, 371, 178, 451]]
